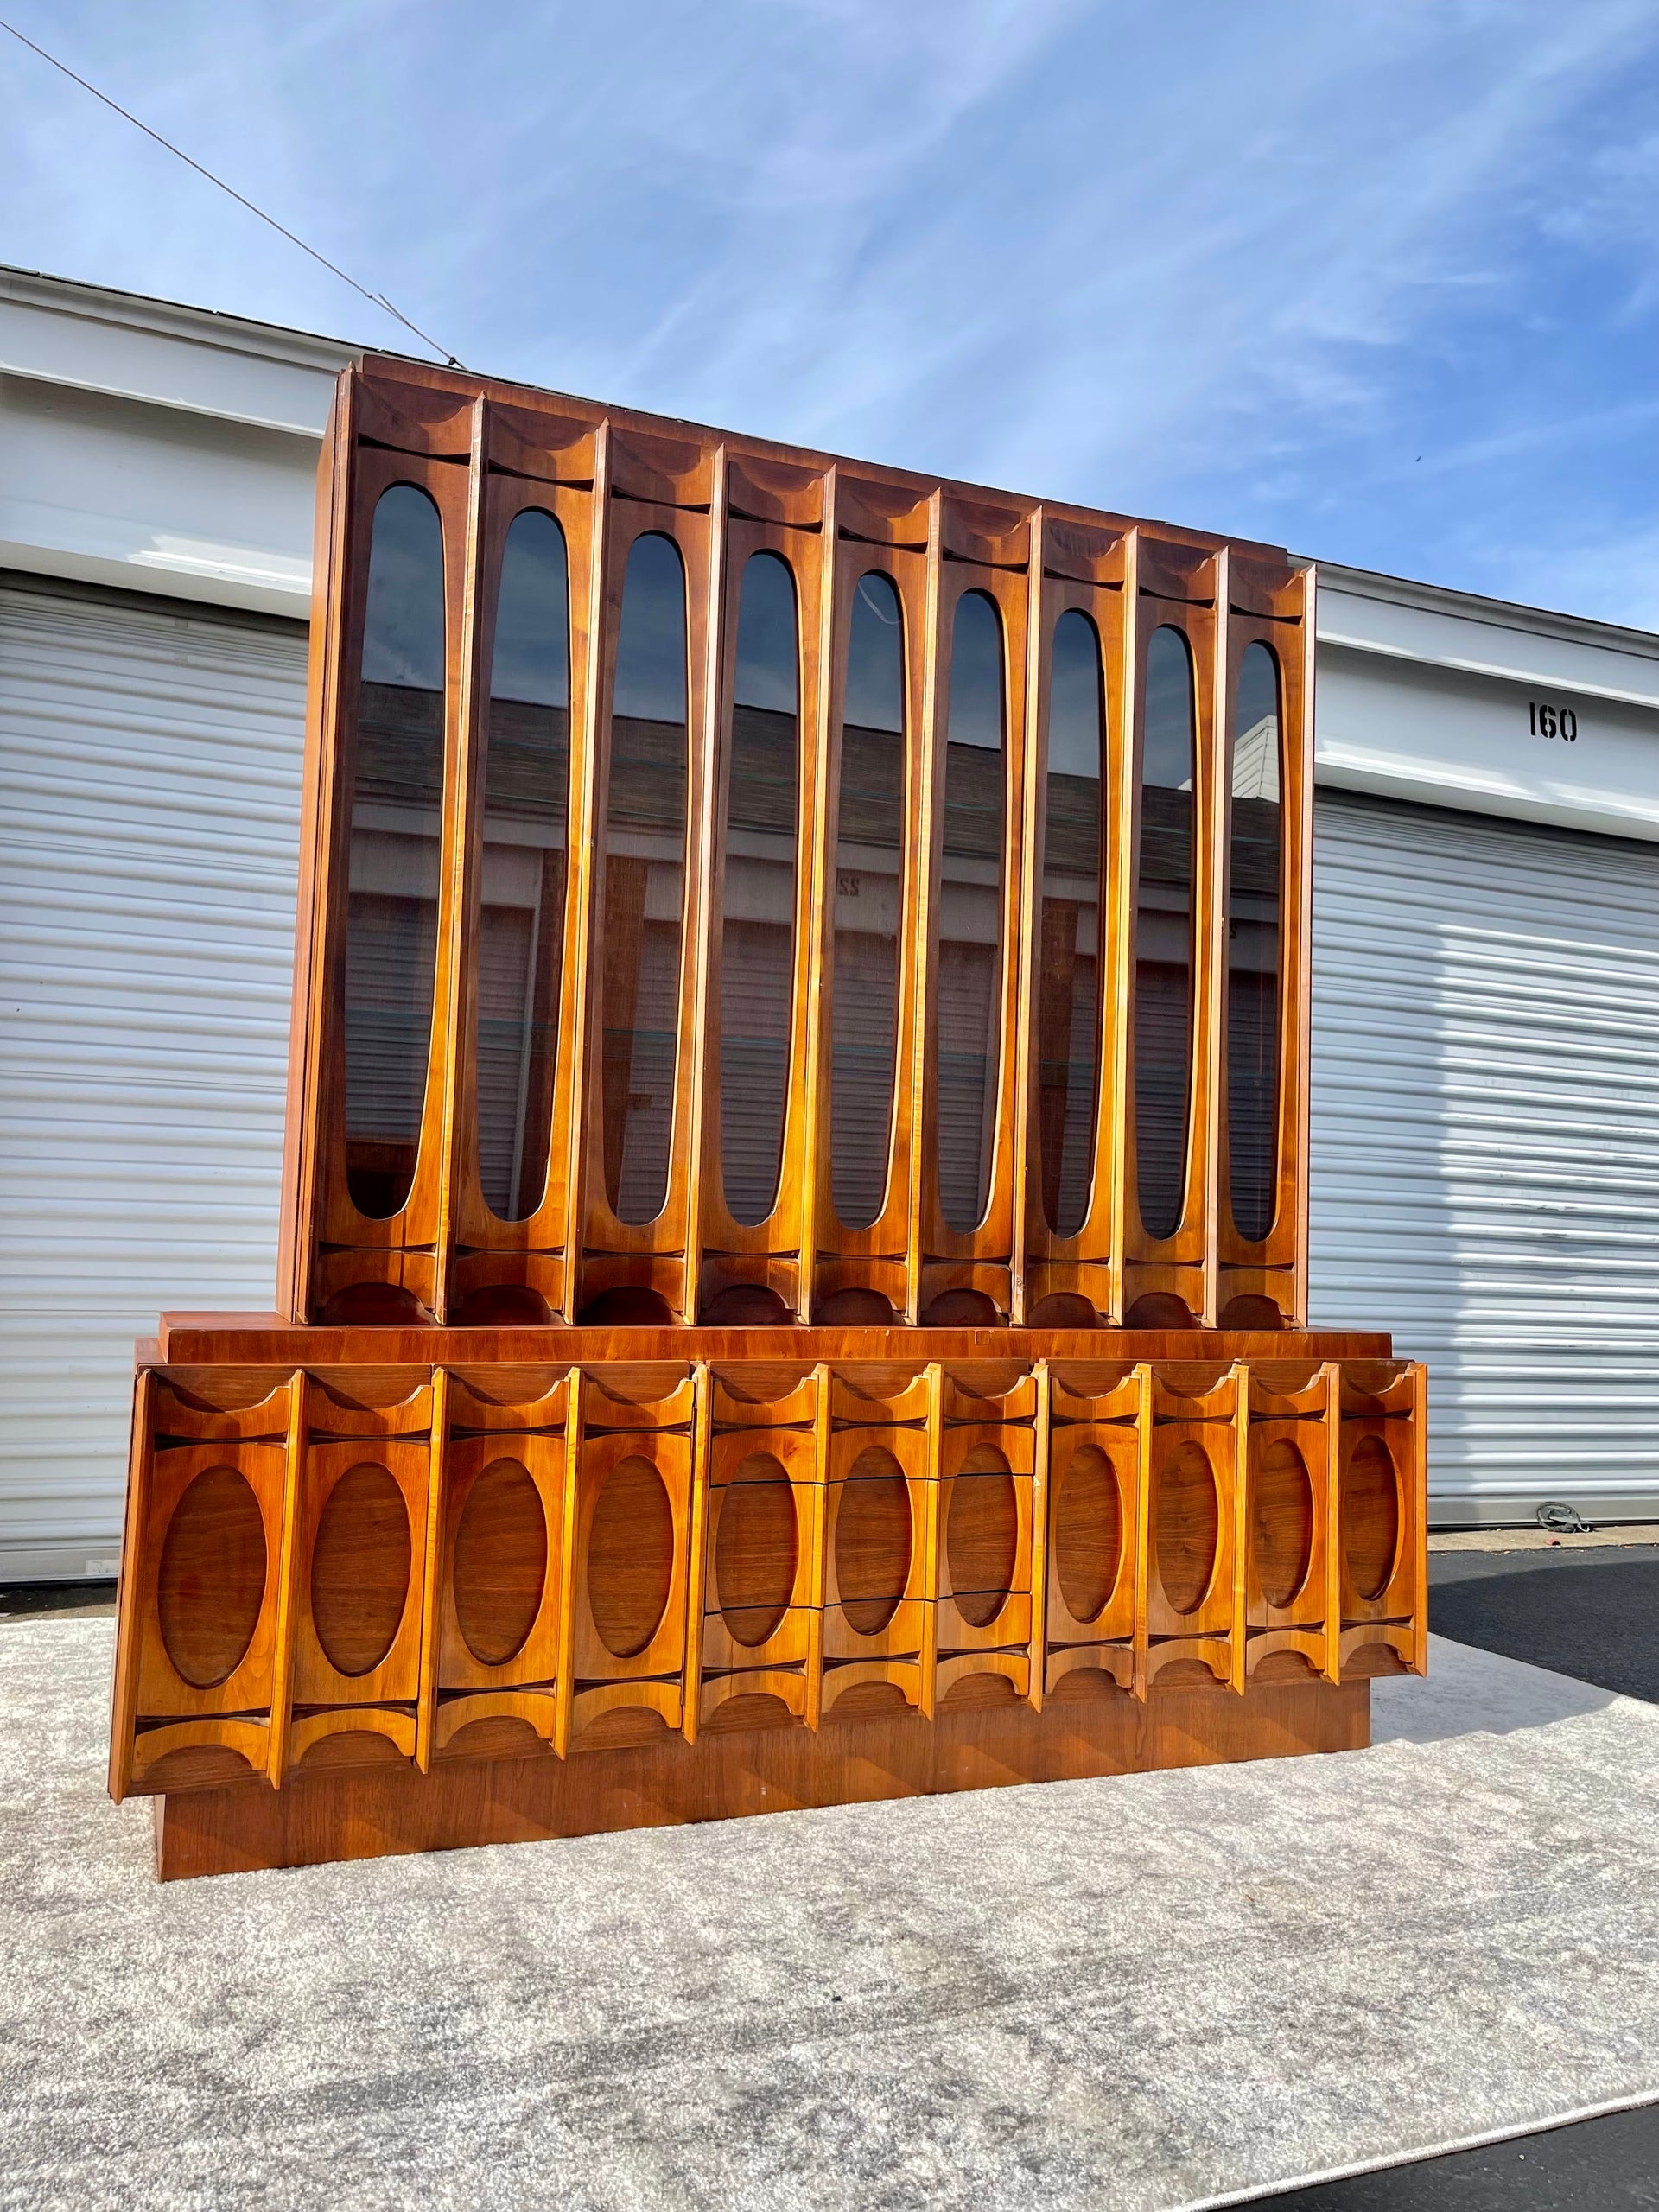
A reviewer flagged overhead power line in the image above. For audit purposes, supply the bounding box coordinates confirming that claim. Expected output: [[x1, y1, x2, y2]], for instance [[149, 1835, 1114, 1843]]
[[0, 14, 464, 366]]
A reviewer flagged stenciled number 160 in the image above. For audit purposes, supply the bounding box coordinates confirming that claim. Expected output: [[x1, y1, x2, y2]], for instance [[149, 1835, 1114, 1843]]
[[1529, 700, 1578, 741]]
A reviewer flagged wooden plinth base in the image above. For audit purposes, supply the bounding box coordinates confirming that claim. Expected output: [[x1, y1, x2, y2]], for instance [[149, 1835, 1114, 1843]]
[[152, 1675, 1370, 1880]]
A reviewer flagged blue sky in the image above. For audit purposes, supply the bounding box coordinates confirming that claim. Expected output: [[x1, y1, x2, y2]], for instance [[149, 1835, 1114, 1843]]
[[3, 2, 1656, 626]]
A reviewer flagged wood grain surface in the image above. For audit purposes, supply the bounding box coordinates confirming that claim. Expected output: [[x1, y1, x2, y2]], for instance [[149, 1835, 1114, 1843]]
[[152, 1670, 1371, 1879]]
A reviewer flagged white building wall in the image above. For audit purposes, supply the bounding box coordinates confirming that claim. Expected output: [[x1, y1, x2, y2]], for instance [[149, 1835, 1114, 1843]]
[[1313, 570, 1659, 845], [0, 265, 348, 618]]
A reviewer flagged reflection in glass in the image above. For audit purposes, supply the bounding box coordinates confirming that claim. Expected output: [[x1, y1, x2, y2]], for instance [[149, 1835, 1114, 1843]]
[[1227, 642, 1282, 1242], [720, 552, 799, 1226], [1037, 610, 1105, 1236], [344, 483, 445, 1218], [934, 590, 1006, 1232], [1134, 626, 1195, 1240], [601, 531, 688, 1224], [831, 572, 906, 1229], [474, 510, 569, 1222]]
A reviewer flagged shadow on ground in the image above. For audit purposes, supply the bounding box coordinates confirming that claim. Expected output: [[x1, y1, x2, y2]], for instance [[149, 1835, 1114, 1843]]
[[1429, 1548, 1659, 1706]]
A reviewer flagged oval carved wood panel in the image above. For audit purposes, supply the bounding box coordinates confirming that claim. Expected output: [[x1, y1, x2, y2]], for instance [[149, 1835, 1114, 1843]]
[[836, 1447, 912, 1636], [1052, 1443, 1122, 1625], [1155, 1440, 1218, 1616], [157, 1465, 267, 1688], [453, 1458, 547, 1667], [1253, 1436, 1313, 1609], [945, 1448, 1017, 1628], [1344, 1434, 1400, 1602], [588, 1455, 675, 1658], [715, 1453, 798, 1648], [311, 1462, 411, 1678]]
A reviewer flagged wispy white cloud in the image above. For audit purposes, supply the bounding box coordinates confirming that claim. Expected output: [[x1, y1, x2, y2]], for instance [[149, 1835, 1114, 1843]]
[[1470, 518, 1659, 632], [0, 0, 1654, 620]]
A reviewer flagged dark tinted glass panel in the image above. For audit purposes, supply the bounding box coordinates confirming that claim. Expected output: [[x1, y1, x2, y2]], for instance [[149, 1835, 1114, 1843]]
[[1227, 641, 1282, 1242], [1038, 610, 1105, 1237], [935, 590, 1006, 1232], [720, 552, 799, 1226], [343, 483, 445, 1219], [1134, 626, 1195, 1240], [831, 572, 906, 1230], [601, 531, 688, 1224], [475, 509, 569, 1221]]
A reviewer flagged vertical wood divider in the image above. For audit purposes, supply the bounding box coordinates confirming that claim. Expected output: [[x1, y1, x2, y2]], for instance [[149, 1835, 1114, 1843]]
[[800, 498, 830, 1318], [1320, 1362, 1343, 1684], [904, 495, 945, 1324], [563, 431, 613, 1322], [798, 480, 837, 1321], [925, 1362, 944, 1491], [278, 398, 347, 1322], [1230, 1357, 1250, 1692], [1131, 1360, 1153, 1698], [683, 455, 730, 1323], [1410, 1361, 1430, 1673], [552, 1366, 585, 1754], [106, 1366, 155, 1801], [413, 1366, 451, 1770], [1010, 519, 1048, 1323], [1028, 1358, 1052, 1710], [1292, 568, 1319, 1325], [804, 1361, 831, 1725], [918, 1361, 944, 1715], [433, 405, 488, 1319], [266, 1368, 309, 1788], [1192, 556, 1220, 1326], [1107, 537, 1141, 1319], [682, 1362, 713, 1741], [1202, 551, 1232, 1328], [1101, 547, 1128, 1326]]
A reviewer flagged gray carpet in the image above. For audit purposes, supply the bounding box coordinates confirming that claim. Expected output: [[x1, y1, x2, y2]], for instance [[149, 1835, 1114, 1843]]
[[3, 1622, 1656, 2212]]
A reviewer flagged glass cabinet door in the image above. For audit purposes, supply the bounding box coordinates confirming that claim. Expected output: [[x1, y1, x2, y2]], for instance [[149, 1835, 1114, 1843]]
[[933, 590, 1007, 1233], [601, 531, 690, 1226], [719, 550, 800, 1227], [342, 483, 446, 1219], [1226, 640, 1283, 1243], [473, 508, 570, 1223], [1036, 608, 1106, 1237], [830, 571, 906, 1230], [1134, 625, 1196, 1241]]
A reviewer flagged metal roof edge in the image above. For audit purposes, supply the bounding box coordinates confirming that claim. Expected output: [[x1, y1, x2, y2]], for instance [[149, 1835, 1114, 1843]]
[[0, 260, 366, 375], [1300, 556, 1659, 662]]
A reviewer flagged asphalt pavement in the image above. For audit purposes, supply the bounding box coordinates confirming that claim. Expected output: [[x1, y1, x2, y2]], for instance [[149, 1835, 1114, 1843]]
[[1427, 1542, 1659, 1705]]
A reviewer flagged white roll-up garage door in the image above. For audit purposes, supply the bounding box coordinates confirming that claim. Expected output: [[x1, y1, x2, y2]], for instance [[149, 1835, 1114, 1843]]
[[0, 576, 306, 1580], [1309, 788, 1659, 1524]]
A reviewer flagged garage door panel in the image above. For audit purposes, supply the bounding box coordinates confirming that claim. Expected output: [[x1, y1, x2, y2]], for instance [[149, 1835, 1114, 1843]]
[[0, 579, 304, 1580], [1310, 791, 1659, 1521]]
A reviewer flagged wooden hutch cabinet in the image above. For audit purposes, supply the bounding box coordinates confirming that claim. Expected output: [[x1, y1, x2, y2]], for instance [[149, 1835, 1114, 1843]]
[[109, 361, 1426, 1877]]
